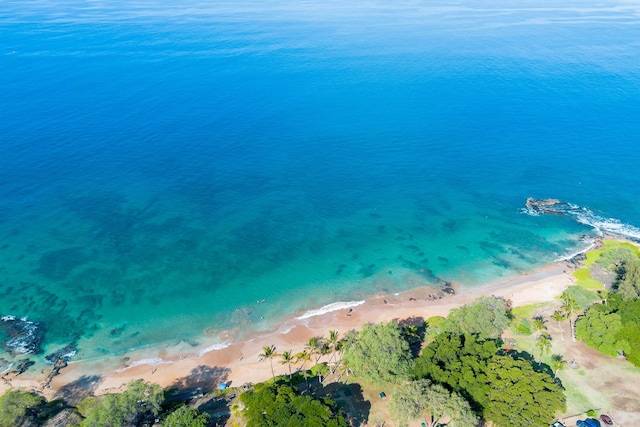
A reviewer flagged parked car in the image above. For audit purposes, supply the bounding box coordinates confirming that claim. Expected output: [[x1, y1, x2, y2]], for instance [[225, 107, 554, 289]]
[[576, 421, 589, 427], [585, 418, 601, 427], [599, 414, 613, 426], [551, 422, 565, 427]]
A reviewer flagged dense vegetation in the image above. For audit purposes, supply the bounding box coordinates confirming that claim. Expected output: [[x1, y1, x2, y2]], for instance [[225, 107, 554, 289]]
[[342, 321, 413, 386], [0, 389, 45, 427], [574, 241, 640, 366], [76, 380, 164, 426], [412, 331, 565, 426], [389, 378, 477, 427], [239, 380, 347, 427], [438, 296, 511, 339]]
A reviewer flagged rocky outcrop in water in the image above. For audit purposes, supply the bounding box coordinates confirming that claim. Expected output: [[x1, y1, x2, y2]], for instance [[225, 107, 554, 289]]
[[45, 343, 77, 364], [525, 197, 572, 215], [0, 315, 43, 355], [9, 359, 35, 376]]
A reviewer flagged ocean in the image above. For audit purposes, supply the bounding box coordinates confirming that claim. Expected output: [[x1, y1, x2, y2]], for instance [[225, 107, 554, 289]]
[[1, 0, 639, 368]]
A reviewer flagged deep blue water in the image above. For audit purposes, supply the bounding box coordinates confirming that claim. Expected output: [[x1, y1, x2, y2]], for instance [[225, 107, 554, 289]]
[[1, 0, 640, 365]]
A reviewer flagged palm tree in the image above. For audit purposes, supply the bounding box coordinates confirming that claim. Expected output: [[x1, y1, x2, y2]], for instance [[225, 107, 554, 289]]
[[551, 310, 566, 341], [280, 350, 294, 380], [327, 330, 340, 365], [305, 337, 324, 364], [598, 288, 612, 305], [536, 333, 552, 361], [561, 293, 579, 342], [530, 316, 547, 354], [259, 345, 278, 378], [295, 350, 311, 372], [295, 350, 312, 389], [550, 354, 566, 379]]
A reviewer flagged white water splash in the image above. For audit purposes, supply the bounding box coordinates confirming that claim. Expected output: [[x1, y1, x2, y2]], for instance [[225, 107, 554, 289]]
[[296, 300, 365, 320], [1, 316, 40, 354], [523, 201, 640, 241], [197, 342, 230, 357], [571, 207, 640, 241], [114, 357, 172, 372]]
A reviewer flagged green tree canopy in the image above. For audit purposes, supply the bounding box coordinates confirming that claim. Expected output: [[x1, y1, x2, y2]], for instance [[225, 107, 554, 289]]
[[412, 332, 499, 409], [484, 356, 566, 427], [77, 379, 164, 427], [596, 243, 638, 269], [617, 258, 640, 300], [389, 379, 478, 427], [440, 296, 510, 339], [574, 293, 640, 366], [576, 310, 626, 357], [342, 321, 413, 385], [163, 405, 209, 427], [239, 380, 347, 427], [0, 389, 45, 427]]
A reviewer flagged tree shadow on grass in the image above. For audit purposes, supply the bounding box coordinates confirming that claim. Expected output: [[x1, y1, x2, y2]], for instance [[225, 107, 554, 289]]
[[54, 375, 104, 405]]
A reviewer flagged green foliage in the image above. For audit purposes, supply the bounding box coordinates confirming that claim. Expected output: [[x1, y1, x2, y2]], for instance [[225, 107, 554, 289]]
[[484, 356, 566, 426], [77, 379, 163, 427], [310, 362, 329, 382], [260, 345, 279, 378], [562, 286, 598, 310], [0, 389, 45, 427], [412, 333, 498, 409], [163, 405, 209, 427], [576, 293, 640, 366], [590, 240, 639, 269], [342, 321, 413, 385], [424, 316, 446, 337], [576, 310, 625, 356], [239, 380, 347, 427], [513, 318, 531, 335], [413, 332, 565, 424], [535, 333, 552, 361], [389, 379, 478, 427], [550, 354, 566, 379], [440, 296, 510, 339], [617, 258, 640, 301], [615, 298, 640, 366]]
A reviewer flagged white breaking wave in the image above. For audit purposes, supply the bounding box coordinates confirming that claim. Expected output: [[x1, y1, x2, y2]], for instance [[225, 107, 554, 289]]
[[296, 300, 365, 320], [197, 342, 230, 357], [1, 316, 40, 354], [571, 206, 640, 241], [554, 239, 598, 262], [523, 201, 640, 241], [115, 357, 172, 372]]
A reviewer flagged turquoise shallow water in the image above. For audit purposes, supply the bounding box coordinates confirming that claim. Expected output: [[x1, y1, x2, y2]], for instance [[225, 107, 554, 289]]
[[1, 0, 640, 366]]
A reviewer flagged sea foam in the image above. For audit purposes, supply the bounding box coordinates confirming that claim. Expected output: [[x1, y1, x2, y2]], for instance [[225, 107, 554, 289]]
[[115, 357, 171, 372], [197, 342, 230, 357], [524, 201, 640, 241], [296, 300, 365, 320]]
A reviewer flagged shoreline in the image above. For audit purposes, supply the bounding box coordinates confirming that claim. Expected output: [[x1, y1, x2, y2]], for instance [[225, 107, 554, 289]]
[[1, 258, 577, 399]]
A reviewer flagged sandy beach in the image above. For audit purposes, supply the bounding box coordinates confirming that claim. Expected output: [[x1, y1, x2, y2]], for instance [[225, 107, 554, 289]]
[[0, 259, 577, 400]]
